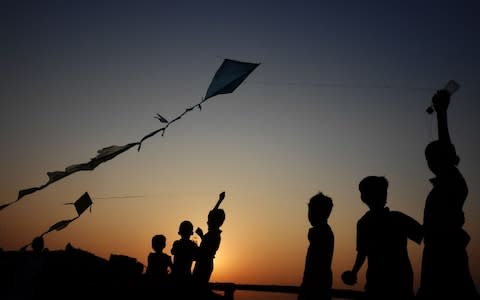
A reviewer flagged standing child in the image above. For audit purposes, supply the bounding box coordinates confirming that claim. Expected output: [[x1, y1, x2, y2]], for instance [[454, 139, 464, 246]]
[[192, 207, 225, 294], [171, 220, 198, 286], [342, 176, 422, 300], [145, 234, 173, 287], [298, 192, 334, 300], [416, 88, 480, 300]]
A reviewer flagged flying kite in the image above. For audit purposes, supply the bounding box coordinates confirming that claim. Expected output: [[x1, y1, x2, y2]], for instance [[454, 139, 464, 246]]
[[0, 58, 259, 211], [204, 59, 260, 100], [138, 58, 260, 147], [20, 192, 93, 250]]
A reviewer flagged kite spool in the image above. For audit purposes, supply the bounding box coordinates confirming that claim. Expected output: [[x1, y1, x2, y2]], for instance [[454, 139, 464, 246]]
[[426, 80, 460, 114]]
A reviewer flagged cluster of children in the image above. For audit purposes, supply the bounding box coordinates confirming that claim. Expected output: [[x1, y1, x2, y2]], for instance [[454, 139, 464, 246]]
[[298, 89, 479, 300], [142, 89, 478, 300], [145, 206, 225, 298]]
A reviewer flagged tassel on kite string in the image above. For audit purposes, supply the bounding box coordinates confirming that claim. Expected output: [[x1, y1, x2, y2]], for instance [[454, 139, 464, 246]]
[[155, 113, 169, 123]]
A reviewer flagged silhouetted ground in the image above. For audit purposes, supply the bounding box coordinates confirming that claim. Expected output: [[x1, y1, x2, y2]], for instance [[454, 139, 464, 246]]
[[1, 244, 365, 300], [0, 244, 182, 300]]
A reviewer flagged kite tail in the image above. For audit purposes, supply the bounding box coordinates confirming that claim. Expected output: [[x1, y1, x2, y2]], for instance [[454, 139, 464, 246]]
[[0, 200, 16, 211], [7, 59, 259, 209]]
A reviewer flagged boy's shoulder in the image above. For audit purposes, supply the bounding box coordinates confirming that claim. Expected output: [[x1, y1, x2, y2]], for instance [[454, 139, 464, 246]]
[[389, 210, 417, 221], [161, 252, 172, 259], [357, 208, 391, 225], [358, 210, 374, 223], [180, 239, 198, 247], [389, 210, 407, 217]]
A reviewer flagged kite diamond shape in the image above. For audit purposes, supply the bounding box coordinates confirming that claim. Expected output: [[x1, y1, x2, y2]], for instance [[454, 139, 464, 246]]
[[204, 59, 260, 100], [74, 192, 93, 216]]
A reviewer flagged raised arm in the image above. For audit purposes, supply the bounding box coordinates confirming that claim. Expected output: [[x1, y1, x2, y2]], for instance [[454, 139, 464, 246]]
[[432, 89, 452, 144]]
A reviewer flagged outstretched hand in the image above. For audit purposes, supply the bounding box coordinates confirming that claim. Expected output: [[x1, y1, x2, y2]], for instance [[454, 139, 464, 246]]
[[341, 270, 357, 286], [195, 227, 204, 238], [432, 89, 451, 113]]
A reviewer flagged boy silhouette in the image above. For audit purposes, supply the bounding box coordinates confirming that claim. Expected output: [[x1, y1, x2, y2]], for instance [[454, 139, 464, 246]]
[[192, 208, 225, 295], [171, 220, 198, 286], [298, 192, 334, 300], [416, 90, 480, 300], [342, 176, 422, 300], [145, 234, 173, 286]]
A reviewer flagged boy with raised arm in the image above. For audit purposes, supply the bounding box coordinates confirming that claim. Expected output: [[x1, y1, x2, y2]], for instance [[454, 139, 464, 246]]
[[193, 192, 226, 298], [416, 88, 479, 299]]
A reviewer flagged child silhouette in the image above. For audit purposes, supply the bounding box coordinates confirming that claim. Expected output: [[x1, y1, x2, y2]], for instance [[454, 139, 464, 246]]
[[417, 89, 480, 300], [192, 208, 225, 295], [145, 234, 172, 286], [342, 176, 422, 300], [298, 192, 334, 300], [171, 220, 198, 286]]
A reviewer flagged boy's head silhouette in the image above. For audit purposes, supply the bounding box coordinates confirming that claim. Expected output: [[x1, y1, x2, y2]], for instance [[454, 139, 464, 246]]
[[207, 208, 225, 229], [308, 192, 333, 226], [425, 140, 459, 175], [152, 234, 166, 253], [359, 176, 388, 210], [178, 220, 194, 237]]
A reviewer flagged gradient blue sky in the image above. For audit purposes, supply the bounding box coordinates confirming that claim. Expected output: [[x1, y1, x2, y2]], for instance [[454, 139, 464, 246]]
[[1, 1, 479, 298]]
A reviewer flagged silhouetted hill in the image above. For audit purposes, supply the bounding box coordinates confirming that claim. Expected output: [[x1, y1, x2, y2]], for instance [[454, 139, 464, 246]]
[[1, 244, 145, 300]]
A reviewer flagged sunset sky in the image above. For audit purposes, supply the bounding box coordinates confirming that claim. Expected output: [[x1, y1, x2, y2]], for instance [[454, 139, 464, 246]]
[[1, 1, 479, 298]]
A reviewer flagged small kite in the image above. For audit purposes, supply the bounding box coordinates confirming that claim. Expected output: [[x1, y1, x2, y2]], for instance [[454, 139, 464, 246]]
[[20, 192, 93, 250], [44, 192, 93, 235], [1, 58, 259, 211]]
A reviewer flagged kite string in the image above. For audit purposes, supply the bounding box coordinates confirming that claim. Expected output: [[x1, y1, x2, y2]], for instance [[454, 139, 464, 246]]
[[137, 97, 207, 150], [0, 78, 456, 210], [0, 95, 210, 210], [252, 80, 437, 92], [19, 216, 79, 251]]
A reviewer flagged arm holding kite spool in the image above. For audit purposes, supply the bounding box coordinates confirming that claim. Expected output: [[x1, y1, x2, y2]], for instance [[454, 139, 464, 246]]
[[432, 89, 452, 145], [426, 80, 460, 147], [424, 83, 463, 174], [431, 83, 459, 146]]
